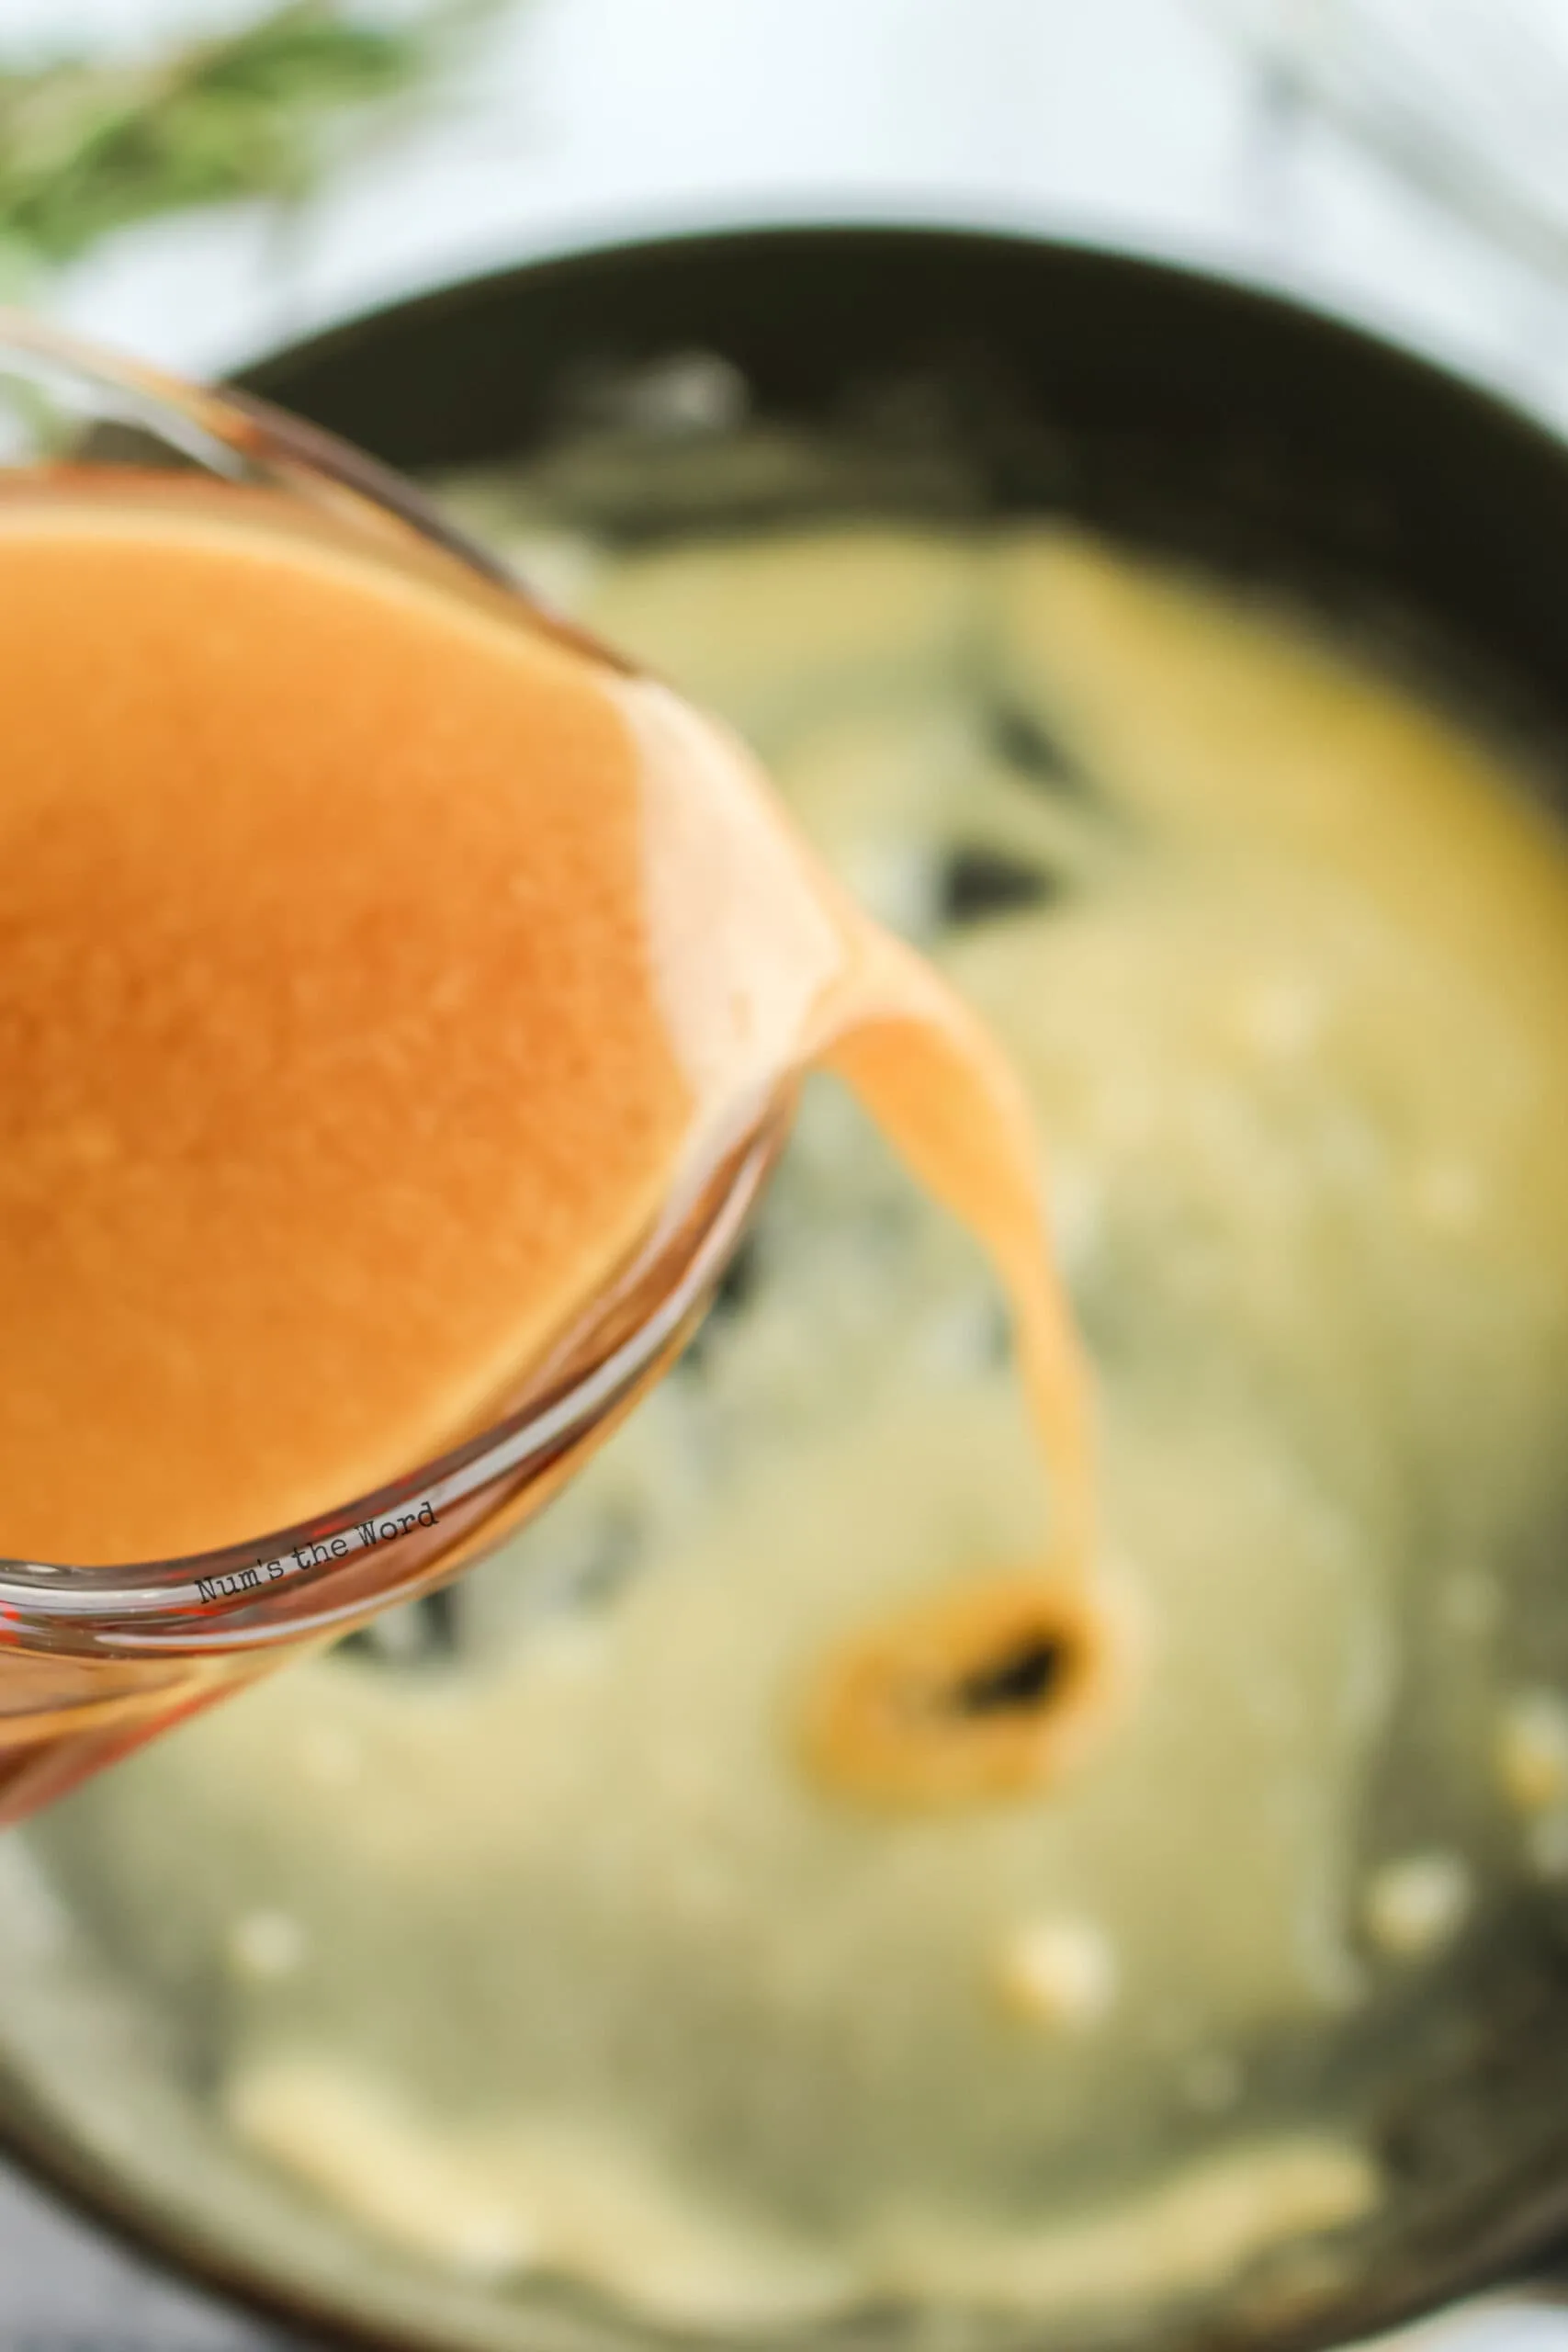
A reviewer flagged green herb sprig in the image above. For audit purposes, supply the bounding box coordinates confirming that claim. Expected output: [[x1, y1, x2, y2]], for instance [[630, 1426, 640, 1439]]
[[0, 0, 493, 291]]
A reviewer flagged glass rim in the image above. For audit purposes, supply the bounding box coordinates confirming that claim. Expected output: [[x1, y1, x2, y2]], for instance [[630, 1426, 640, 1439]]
[[0, 312, 777, 1655]]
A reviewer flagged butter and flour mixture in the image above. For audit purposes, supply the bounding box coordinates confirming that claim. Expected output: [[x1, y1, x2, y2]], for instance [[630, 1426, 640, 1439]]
[[8, 512, 1568, 2344]]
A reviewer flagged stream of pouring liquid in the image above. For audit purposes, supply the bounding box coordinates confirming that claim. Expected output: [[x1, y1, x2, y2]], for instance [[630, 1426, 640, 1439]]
[[0, 485, 1104, 1822]]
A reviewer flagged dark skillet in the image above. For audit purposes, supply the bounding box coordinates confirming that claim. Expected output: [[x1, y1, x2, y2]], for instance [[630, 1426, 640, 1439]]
[[5, 220, 1568, 2352]]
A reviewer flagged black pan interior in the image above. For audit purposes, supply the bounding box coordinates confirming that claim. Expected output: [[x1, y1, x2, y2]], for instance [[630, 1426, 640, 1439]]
[[243, 224, 1568, 716]]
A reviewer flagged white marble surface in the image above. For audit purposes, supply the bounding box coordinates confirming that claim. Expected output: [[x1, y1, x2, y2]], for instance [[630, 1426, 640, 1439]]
[[6, 0, 1568, 409], [4, 0, 1568, 2344]]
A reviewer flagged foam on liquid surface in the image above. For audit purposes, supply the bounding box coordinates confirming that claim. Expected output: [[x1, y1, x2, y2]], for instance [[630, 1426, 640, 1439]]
[[0, 491, 1090, 1584]]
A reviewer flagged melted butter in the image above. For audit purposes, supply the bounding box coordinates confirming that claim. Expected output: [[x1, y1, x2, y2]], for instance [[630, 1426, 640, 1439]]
[[14, 516, 1568, 2338]]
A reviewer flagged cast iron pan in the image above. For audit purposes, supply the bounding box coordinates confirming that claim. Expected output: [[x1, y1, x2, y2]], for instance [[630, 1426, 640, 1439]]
[[6, 220, 1568, 2352]]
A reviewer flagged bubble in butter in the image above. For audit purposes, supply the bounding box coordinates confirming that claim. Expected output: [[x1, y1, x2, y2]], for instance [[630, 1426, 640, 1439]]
[[13, 514, 1568, 2344]]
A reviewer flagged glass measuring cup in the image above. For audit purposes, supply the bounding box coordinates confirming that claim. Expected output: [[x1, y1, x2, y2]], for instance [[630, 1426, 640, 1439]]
[[0, 315, 792, 1828]]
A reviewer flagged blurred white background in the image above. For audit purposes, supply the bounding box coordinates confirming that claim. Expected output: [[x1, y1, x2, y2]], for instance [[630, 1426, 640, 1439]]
[[6, 0, 1568, 423], [6, 0, 1568, 2342]]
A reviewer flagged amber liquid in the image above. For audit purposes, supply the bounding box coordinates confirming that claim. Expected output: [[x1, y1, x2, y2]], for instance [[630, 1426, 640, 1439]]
[[0, 485, 1100, 1823]]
